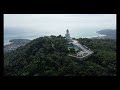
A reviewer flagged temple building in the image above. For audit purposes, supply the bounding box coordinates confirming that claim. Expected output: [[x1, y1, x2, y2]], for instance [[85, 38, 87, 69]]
[[65, 29, 93, 59]]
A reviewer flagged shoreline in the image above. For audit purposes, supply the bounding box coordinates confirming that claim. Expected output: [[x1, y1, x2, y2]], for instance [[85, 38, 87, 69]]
[[4, 34, 107, 45]]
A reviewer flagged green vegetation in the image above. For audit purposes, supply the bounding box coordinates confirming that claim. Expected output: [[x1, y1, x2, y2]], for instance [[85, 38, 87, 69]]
[[4, 36, 116, 76]]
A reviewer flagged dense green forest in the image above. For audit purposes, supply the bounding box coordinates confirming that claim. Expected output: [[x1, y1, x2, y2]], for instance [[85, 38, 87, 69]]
[[4, 35, 116, 76]]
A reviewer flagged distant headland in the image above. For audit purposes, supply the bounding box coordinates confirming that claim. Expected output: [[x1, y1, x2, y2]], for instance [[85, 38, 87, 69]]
[[92, 29, 116, 39], [4, 39, 31, 53]]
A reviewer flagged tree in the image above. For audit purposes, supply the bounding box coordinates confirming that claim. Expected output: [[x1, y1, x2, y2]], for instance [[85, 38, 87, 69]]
[[4, 36, 116, 76]]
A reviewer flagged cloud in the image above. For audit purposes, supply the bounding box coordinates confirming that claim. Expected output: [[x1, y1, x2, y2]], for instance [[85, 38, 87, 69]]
[[4, 14, 116, 33]]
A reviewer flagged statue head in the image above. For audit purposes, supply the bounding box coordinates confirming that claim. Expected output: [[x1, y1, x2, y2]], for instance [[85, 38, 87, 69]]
[[66, 29, 69, 33]]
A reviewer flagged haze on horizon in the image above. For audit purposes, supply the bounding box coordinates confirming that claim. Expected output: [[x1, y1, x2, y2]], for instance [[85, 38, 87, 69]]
[[4, 14, 116, 37]]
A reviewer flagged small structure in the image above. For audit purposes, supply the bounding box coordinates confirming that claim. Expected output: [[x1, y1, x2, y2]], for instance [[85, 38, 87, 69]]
[[65, 29, 72, 41]]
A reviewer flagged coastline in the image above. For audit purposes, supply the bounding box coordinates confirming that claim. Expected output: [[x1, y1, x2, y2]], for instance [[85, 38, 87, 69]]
[[4, 34, 106, 45], [87, 34, 107, 39], [4, 29, 115, 45]]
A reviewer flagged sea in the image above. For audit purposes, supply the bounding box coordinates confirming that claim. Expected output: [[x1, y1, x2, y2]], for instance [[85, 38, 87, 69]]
[[4, 28, 106, 45]]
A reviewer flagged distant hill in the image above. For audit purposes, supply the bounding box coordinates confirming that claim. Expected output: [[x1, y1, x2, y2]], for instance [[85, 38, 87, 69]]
[[96, 29, 116, 39], [4, 39, 31, 53]]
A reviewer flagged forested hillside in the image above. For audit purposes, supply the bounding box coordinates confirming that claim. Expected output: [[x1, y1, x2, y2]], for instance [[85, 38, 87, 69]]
[[4, 36, 116, 76]]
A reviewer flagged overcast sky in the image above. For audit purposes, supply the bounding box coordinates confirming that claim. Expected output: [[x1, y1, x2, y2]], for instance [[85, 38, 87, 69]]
[[4, 14, 116, 35]]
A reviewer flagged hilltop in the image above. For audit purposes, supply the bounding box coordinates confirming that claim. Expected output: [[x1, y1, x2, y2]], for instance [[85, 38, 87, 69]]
[[4, 35, 116, 76]]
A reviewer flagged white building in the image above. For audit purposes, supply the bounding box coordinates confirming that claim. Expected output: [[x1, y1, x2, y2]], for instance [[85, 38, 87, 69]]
[[65, 29, 71, 41]]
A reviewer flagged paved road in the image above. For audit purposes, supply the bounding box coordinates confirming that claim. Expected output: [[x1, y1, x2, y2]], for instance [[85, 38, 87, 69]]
[[72, 40, 88, 51], [71, 39, 94, 57]]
